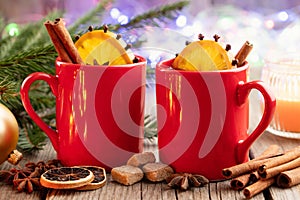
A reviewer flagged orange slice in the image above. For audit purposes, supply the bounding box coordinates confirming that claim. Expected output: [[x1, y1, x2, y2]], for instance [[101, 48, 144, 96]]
[[40, 167, 94, 189], [173, 40, 232, 71], [75, 30, 135, 65], [76, 166, 107, 190]]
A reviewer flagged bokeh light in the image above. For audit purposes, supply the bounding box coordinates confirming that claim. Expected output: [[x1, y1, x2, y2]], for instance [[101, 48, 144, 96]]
[[176, 15, 187, 27], [110, 8, 120, 19], [117, 15, 129, 25], [5, 23, 19, 37], [278, 11, 289, 21]]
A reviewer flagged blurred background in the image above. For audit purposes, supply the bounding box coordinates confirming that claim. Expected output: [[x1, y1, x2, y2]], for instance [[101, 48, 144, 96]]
[[1, 0, 300, 73], [1, 0, 300, 24], [1, 0, 300, 138]]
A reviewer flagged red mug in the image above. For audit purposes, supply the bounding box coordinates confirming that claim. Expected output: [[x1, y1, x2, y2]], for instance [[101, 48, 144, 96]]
[[20, 56, 146, 170], [156, 58, 276, 180]]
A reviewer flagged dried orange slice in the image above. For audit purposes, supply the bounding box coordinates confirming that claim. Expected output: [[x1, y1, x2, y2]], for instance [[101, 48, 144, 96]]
[[173, 39, 232, 71], [40, 167, 94, 189], [76, 166, 107, 190], [75, 29, 135, 65]]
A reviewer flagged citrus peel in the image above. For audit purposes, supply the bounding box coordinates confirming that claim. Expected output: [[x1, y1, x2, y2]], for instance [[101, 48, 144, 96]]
[[172, 35, 233, 71], [40, 167, 94, 189], [75, 28, 135, 65]]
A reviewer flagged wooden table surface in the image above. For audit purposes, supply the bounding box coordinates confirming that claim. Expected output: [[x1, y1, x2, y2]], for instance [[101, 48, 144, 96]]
[[1, 131, 300, 200], [1, 87, 300, 200]]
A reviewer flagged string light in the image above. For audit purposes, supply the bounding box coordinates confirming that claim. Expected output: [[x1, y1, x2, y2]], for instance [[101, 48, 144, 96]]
[[110, 8, 120, 19], [265, 20, 275, 29], [176, 15, 187, 27], [5, 23, 19, 37], [118, 15, 129, 25], [278, 11, 289, 21]]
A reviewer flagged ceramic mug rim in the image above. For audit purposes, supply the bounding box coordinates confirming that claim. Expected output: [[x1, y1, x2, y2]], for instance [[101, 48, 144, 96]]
[[56, 55, 146, 68], [157, 58, 248, 74]]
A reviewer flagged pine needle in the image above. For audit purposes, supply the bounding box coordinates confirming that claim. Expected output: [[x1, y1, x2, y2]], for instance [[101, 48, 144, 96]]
[[68, 0, 114, 33], [0, 0, 189, 152], [112, 0, 189, 31]]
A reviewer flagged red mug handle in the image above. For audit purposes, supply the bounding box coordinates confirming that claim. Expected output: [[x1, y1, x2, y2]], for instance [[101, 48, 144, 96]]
[[236, 80, 276, 163], [20, 72, 59, 151]]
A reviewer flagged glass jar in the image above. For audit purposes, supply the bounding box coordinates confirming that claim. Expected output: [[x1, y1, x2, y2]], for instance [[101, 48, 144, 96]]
[[261, 57, 300, 138]]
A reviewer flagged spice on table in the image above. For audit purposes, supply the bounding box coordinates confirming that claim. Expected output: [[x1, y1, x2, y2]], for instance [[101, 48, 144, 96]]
[[230, 171, 259, 190], [165, 173, 209, 190], [243, 178, 275, 199], [76, 166, 107, 190], [223, 145, 300, 199], [40, 167, 94, 189], [229, 144, 280, 190], [12, 167, 41, 193], [276, 166, 300, 188], [222, 154, 278, 179], [234, 41, 253, 67], [257, 146, 300, 176], [0, 159, 61, 193], [44, 18, 83, 64], [259, 156, 300, 180]]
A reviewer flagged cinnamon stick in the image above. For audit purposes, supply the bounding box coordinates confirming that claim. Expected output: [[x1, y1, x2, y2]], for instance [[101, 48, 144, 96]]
[[259, 156, 300, 180], [52, 18, 83, 64], [258, 146, 300, 175], [234, 41, 253, 67], [230, 171, 259, 190], [229, 145, 280, 189], [44, 18, 83, 64], [277, 166, 300, 188], [222, 159, 268, 179], [223, 145, 281, 179], [243, 178, 275, 199], [44, 21, 72, 63]]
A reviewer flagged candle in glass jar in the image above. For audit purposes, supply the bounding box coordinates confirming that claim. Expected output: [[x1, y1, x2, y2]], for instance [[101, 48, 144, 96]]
[[261, 59, 300, 138], [272, 99, 300, 133]]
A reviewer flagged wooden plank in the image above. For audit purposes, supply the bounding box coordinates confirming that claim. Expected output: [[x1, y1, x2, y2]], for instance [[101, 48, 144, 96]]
[[141, 181, 177, 200], [268, 186, 300, 199], [209, 181, 265, 200], [2, 131, 300, 199], [46, 174, 142, 200], [0, 140, 57, 200], [251, 132, 300, 199], [176, 185, 210, 200]]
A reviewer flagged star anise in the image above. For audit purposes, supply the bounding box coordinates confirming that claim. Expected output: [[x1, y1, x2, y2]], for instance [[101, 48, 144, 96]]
[[0, 168, 31, 185], [35, 159, 61, 174], [166, 173, 209, 190], [0, 159, 61, 193], [13, 167, 42, 193]]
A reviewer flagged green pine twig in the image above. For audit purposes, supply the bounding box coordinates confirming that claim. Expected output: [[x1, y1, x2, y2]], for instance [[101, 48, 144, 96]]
[[112, 0, 189, 31], [0, 0, 189, 152], [68, 0, 114, 33]]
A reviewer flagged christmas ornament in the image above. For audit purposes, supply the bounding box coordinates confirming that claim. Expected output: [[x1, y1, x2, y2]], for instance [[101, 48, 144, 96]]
[[0, 103, 22, 165]]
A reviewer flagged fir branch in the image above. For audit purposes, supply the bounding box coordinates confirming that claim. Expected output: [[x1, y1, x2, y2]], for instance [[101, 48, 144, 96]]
[[18, 123, 48, 152], [76, 0, 190, 35], [0, 0, 189, 152], [0, 11, 62, 59], [112, 0, 189, 31], [144, 114, 157, 139], [68, 0, 114, 33], [0, 76, 17, 101], [0, 44, 56, 76], [0, 17, 4, 33]]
